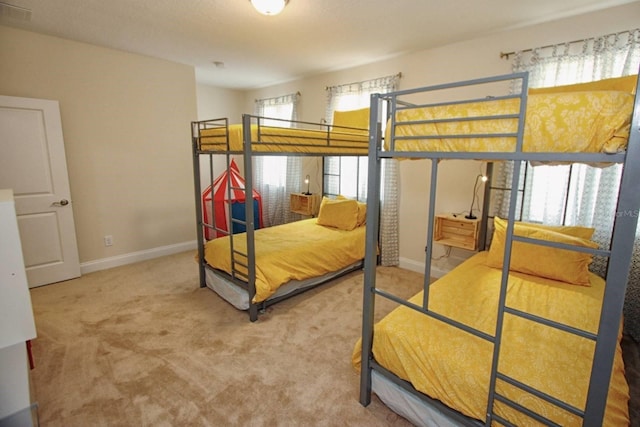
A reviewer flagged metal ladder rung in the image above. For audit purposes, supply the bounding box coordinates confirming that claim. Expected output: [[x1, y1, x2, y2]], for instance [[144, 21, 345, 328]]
[[494, 393, 563, 427], [231, 271, 248, 282], [504, 306, 597, 341], [512, 235, 611, 257], [490, 412, 517, 427], [231, 261, 249, 271], [200, 220, 230, 235], [231, 248, 247, 257], [496, 372, 585, 418]]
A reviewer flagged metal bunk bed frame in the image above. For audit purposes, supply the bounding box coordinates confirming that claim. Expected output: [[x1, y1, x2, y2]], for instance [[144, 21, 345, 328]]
[[191, 114, 368, 322], [359, 71, 640, 426]]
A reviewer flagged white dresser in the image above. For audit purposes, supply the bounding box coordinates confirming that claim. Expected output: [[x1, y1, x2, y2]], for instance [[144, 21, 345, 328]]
[[0, 189, 37, 426]]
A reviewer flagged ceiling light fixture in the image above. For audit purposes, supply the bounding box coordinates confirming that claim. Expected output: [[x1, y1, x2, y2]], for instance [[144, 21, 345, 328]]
[[250, 0, 288, 16]]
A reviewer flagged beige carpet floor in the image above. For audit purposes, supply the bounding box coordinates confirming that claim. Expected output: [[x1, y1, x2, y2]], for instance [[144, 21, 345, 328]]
[[28, 251, 639, 426]]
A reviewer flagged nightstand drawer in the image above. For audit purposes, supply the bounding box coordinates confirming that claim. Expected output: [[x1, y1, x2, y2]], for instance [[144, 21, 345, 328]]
[[434, 214, 480, 251], [290, 193, 320, 216]]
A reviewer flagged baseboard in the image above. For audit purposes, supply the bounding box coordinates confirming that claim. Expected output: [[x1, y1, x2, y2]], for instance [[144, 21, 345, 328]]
[[398, 257, 449, 278], [80, 240, 198, 275], [399, 253, 474, 279]]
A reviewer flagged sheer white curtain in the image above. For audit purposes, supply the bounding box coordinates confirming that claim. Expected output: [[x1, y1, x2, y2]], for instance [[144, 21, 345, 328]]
[[326, 74, 401, 266], [254, 92, 302, 226], [506, 28, 640, 339]]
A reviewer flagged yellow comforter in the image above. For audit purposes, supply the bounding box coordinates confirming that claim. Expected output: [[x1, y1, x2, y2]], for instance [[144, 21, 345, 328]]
[[353, 252, 629, 426], [198, 124, 369, 155], [387, 90, 634, 154], [204, 219, 366, 303]]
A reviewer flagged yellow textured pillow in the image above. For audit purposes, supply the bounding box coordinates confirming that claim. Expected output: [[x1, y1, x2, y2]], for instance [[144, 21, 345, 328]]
[[336, 195, 366, 227], [487, 217, 598, 286], [493, 217, 595, 240], [356, 202, 367, 227], [332, 108, 369, 133], [317, 197, 358, 231], [529, 75, 638, 95]]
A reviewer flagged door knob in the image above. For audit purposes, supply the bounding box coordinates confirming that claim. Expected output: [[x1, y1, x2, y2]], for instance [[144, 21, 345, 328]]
[[52, 199, 69, 207]]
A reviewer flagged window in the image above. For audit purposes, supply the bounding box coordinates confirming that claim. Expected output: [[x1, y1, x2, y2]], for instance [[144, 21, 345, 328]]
[[513, 38, 637, 235], [325, 75, 399, 201], [254, 92, 301, 226], [505, 29, 640, 340], [325, 73, 402, 266], [257, 100, 295, 187]]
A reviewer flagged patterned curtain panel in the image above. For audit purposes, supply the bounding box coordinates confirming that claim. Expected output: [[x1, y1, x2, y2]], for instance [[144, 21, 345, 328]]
[[325, 73, 401, 266], [496, 29, 640, 339], [254, 92, 302, 226]]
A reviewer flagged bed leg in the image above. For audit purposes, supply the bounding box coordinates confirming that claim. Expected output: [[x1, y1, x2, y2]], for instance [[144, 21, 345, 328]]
[[249, 304, 258, 322]]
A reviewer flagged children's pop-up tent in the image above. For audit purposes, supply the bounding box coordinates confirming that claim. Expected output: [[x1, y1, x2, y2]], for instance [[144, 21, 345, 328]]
[[202, 159, 263, 240]]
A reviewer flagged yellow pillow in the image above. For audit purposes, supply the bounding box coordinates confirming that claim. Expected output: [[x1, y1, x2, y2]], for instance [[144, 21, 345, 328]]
[[529, 75, 638, 95], [317, 197, 358, 231], [487, 217, 598, 286], [335, 195, 366, 227], [356, 202, 367, 227], [332, 108, 369, 133], [499, 218, 595, 240]]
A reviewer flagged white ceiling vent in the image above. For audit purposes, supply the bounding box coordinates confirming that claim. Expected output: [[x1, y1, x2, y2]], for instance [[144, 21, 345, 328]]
[[0, 2, 32, 22]]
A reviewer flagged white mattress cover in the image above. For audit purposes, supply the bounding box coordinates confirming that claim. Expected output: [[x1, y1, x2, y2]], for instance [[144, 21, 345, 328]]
[[372, 370, 481, 427], [205, 262, 362, 310]]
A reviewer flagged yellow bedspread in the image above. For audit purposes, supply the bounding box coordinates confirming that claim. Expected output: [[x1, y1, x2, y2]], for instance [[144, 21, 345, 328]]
[[204, 218, 366, 303], [353, 252, 629, 426], [387, 90, 634, 154], [198, 124, 369, 155]]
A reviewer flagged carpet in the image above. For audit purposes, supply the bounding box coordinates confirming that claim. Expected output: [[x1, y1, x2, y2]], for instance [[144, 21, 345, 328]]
[[28, 251, 418, 426], [28, 251, 639, 426]]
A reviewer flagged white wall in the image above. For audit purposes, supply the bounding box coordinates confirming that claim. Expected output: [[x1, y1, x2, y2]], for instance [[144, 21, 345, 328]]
[[236, 2, 640, 273], [0, 26, 198, 267]]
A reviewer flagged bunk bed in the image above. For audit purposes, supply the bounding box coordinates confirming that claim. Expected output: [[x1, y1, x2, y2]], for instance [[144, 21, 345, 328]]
[[355, 72, 640, 426], [191, 115, 369, 321]]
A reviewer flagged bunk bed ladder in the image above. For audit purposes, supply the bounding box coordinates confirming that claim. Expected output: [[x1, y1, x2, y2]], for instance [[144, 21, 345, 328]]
[[482, 73, 587, 426], [485, 73, 640, 426]]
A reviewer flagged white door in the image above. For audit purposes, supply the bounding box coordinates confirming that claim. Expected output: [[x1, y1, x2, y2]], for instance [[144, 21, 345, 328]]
[[0, 95, 80, 287]]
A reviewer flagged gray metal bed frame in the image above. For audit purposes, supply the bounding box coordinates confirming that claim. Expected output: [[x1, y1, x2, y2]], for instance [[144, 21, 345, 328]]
[[359, 71, 640, 426], [191, 115, 368, 322]]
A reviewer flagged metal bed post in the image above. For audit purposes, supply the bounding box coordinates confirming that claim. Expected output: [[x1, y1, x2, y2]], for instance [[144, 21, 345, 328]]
[[485, 72, 529, 425], [583, 78, 640, 426], [191, 121, 206, 288], [479, 162, 493, 251], [359, 93, 384, 405], [422, 158, 438, 309], [242, 114, 259, 322]]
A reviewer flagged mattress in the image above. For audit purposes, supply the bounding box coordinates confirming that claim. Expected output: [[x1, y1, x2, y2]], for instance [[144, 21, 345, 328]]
[[371, 370, 482, 427], [386, 90, 634, 154], [204, 218, 366, 303], [205, 261, 363, 311], [353, 252, 629, 426], [197, 123, 369, 155]]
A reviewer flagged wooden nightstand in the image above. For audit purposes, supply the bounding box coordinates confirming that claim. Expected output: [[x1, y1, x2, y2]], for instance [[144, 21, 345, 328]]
[[290, 193, 320, 216], [434, 213, 480, 251]]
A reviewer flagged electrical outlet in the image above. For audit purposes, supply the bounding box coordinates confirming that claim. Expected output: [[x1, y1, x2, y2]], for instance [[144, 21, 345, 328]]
[[104, 235, 113, 247]]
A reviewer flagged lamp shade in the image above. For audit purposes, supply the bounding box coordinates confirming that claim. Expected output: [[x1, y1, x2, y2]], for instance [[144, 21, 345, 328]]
[[250, 0, 288, 15]]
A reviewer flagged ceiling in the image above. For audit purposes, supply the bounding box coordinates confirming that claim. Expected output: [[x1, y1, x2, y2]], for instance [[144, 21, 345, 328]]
[[0, 0, 637, 90]]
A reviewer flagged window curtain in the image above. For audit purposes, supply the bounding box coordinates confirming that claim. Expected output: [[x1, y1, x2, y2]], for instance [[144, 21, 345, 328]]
[[326, 73, 401, 266], [254, 92, 302, 226], [498, 29, 640, 339]]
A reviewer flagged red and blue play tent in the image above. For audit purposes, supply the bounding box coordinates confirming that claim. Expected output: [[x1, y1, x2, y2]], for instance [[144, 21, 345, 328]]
[[202, 159, 263, 240]]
